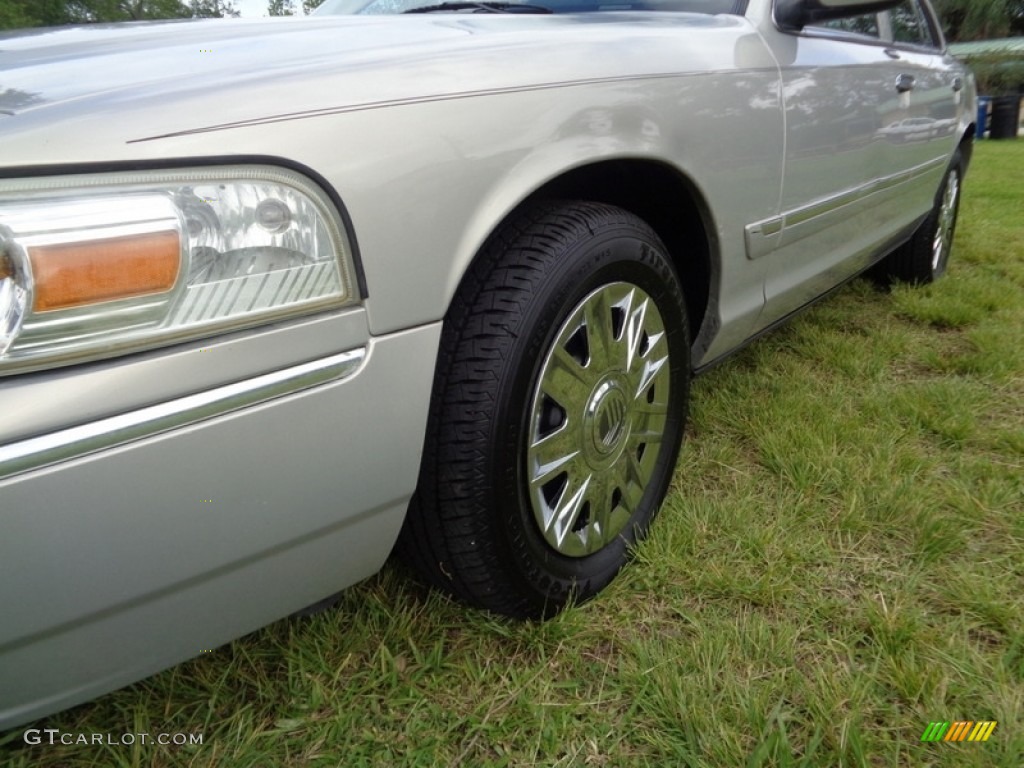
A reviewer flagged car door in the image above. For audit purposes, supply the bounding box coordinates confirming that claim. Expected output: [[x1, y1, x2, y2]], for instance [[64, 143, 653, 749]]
[[752, 9, 902, 330], [878, 1, 961, 198]]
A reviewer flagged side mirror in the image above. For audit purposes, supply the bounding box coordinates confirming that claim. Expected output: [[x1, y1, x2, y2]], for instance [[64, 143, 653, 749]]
[[775, 0, 903, 31]]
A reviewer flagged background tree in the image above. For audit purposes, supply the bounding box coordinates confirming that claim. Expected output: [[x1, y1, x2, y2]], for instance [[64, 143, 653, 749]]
[[935, 0, 1022, 41], [0, 0, 244, 26], [64, 0, 192, 21], [266, 0, 322, 15], [0, 0, 76, 26], [268, 0, 296, 14], [188, 0, 239, 16]]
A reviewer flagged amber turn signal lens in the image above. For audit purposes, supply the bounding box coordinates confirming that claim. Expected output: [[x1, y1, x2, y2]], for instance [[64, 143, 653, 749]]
[[29, 231, 180, 312]]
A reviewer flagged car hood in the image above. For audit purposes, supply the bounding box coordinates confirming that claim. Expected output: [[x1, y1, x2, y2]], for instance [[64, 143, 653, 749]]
[[0, 13, 750, 143]]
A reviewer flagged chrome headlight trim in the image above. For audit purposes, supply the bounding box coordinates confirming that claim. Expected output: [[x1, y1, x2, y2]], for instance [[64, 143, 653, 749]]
[[0, 164, 360, 376]]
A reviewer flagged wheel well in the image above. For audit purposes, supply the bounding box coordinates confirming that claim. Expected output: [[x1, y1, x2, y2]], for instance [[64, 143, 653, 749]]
[[959, 128, 975, 172], [523, 160, 714, 341]]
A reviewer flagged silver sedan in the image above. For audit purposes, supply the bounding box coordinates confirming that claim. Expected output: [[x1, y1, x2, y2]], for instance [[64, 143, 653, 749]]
[[0, 0, 975, 728]]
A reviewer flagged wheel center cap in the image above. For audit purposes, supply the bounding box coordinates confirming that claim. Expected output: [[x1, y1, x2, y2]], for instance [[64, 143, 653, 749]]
[[596, 390, 627, 450], [585, 378, 630, 464]]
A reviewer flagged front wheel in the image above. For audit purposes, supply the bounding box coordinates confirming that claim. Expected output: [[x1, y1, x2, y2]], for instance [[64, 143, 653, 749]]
[[399, 201, 691, 619]]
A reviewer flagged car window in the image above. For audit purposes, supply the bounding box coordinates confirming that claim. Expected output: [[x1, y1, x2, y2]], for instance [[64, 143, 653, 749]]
[[817, 13, 880, 40], [805, 1, 939, 49], [887, 1, 937, 48]]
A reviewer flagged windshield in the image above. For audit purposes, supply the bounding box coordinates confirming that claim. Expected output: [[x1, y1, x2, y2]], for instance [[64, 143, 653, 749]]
[[313, 0, 743, 15]]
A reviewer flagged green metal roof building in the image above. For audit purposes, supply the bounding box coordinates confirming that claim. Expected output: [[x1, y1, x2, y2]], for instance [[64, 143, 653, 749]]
[[949, 37, 1024, 57]]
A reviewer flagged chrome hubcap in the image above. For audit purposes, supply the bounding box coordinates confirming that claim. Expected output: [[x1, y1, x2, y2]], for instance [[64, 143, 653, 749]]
[[526, 282, 671, 557], [932, 169, 960, 273]]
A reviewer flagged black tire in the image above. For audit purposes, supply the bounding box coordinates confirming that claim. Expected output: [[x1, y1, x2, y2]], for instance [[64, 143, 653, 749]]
[[872, 149, 964, 286], [398, 201, 691, 619]]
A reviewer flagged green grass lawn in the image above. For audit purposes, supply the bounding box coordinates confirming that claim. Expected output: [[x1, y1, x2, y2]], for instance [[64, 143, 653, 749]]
[[3, 142, 1022, 768]]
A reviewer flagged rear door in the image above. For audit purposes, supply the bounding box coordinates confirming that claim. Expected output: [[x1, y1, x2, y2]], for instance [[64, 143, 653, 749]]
[[879, 1, 961, 200], [752, 1, 956, 331]]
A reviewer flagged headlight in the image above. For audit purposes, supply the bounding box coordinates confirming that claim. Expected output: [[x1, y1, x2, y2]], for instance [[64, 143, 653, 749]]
[[0, 165, 357, 375]]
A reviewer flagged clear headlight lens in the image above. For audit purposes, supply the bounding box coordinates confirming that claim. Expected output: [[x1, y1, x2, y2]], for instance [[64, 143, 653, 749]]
[[0, 165, 357, 374]]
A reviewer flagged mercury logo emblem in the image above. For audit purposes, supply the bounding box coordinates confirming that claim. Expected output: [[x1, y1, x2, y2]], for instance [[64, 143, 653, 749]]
[[598, 392, 627, 449]]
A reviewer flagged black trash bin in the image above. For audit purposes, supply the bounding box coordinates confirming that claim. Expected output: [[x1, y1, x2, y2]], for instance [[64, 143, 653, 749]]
[[989, 95, 1021, 140]]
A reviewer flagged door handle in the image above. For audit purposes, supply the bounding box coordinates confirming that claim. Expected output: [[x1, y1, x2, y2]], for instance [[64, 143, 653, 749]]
[[884, 48, 902, 60], [896, 74, 916, 93]]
